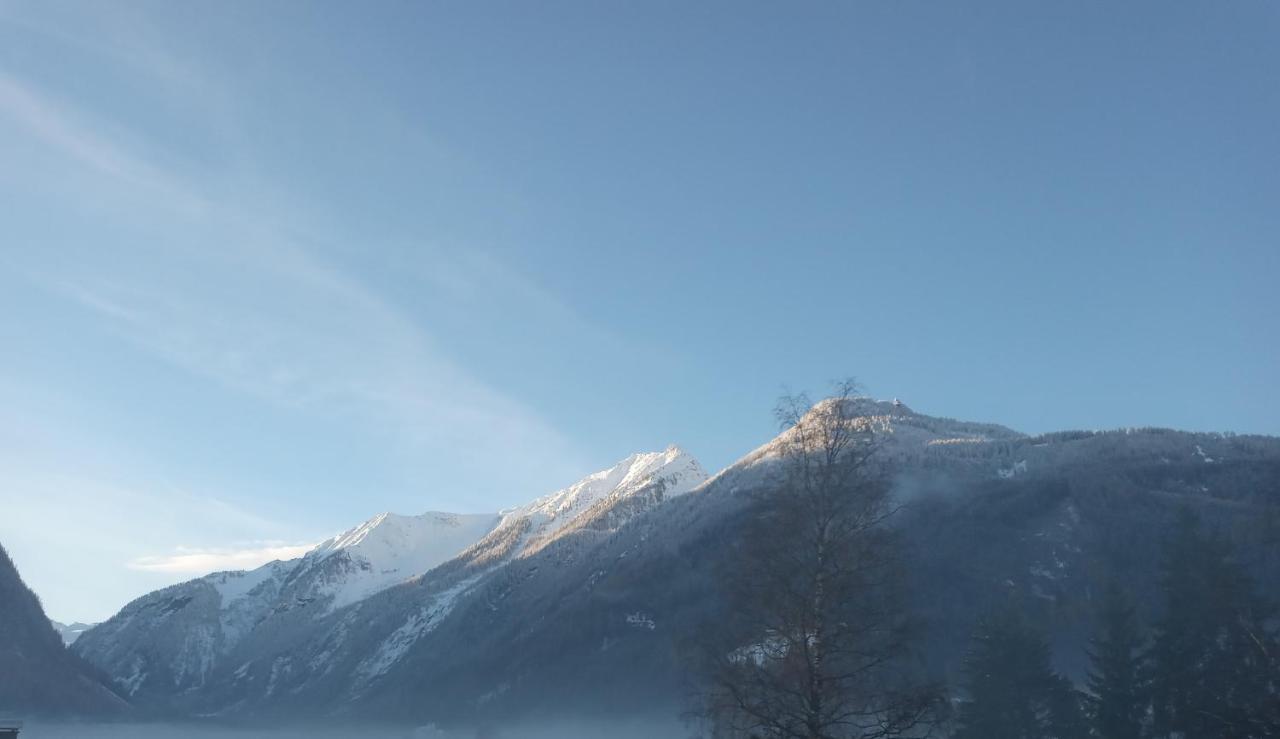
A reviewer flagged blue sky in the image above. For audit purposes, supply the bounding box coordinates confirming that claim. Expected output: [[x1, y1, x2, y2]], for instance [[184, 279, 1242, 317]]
[[1, 1, 1276, 622]]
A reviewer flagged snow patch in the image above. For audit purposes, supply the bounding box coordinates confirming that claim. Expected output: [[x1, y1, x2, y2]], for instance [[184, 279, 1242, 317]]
[[626, 612, 656, 630], [209, 562, 284, 604], [353, 577, 480, 685], [265, 656, 291, 698], [998, 460, 1028, 478], [119, 655, 147, 696], [1029, 564, 1057, 580], [232, 661, 253, 681], [730, 634, 789, 666]]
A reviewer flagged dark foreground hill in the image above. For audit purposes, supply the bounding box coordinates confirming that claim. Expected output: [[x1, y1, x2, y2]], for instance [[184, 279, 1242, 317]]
[[0, 543, 127, 717]]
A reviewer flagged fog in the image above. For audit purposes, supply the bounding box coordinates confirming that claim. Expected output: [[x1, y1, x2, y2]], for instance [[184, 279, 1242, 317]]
[[20, 718, 690, 739]]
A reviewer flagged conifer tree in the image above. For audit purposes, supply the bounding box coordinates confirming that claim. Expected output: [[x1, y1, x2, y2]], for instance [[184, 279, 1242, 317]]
[[1148, 508, 1280, 738], [1048, 675, 1091, 739], [952, 602, 1085, 739], [1086, 582, 1146, 739]]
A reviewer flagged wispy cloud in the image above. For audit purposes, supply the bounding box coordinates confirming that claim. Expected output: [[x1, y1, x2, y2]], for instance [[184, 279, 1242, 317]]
[[3, 59, 589, 500], [0, 13, 615, 622], [127, 542, 316, 574], [48, 279, 142, 322], [0, 70, 208, 213], [45, 239, 588, 493], [0, 2, 223, 99]]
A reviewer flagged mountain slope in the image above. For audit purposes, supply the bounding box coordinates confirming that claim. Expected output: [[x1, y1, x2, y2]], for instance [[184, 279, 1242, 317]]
[[340, 399, 1280, 717], [72, 404, 1280, 724], [74, 447, 707, 711], [0, 543, 127, 716], [351, 402, 1280, 722], [73, 510, 502, 699], [294, 511, 502, 612], [482, 445, 706, 560]]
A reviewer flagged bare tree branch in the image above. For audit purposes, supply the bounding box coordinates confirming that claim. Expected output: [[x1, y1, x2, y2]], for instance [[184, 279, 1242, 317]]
[[692, 379, 943, 739]]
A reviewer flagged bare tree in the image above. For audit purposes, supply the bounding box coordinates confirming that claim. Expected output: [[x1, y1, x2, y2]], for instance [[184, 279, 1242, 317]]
[[695, 379, 940, 739]]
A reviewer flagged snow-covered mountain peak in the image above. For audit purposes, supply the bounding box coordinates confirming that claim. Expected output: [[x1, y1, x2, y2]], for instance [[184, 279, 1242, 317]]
[[308, 511, 496, 561], [799, 396, 1022, 445], [592, 445, 704, 494], [506, 446, 707, 524], [474, 446, 709, 561], [301, 511, 503, 611], [809, 396, 916, 420], [75, 450, 709, 694], [715, 397, 1027, 483]]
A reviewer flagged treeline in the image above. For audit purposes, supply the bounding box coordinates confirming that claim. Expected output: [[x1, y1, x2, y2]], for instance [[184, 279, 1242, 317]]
[[952, 508, 1280, 739]]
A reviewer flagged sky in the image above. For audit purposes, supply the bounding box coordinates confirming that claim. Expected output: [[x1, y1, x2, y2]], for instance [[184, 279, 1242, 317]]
[[1, 0, 1277, 622]]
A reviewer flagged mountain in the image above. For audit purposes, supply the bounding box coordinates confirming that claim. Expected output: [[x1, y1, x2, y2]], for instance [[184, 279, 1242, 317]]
[[50, 621, 96, 645], [297, 511, 503, 612], [74, 446, 707, 712], [347, 401, 1278, 723], [0, 543, 127, 716], [71, 510, 503, 699], [476, 445, 708, 561], [72, 405, 1280, 725]]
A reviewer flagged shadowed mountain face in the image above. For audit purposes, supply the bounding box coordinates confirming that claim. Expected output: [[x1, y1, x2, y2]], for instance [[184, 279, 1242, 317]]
[[71, 402, 1280, 725], [0, 544, 127, 717]]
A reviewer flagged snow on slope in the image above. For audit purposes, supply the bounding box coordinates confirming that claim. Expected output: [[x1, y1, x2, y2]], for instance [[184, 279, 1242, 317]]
[[345, 447, 708, 688], [208, 561, 290, 604], [501, 445, 707, 556], [207, 560, 294, 644], [352, 574, 481, 686], [76, 448, 709, 703], [301, 512, 502, 611], [718, 397, 1024, 480], [74, 513, 503, 693]]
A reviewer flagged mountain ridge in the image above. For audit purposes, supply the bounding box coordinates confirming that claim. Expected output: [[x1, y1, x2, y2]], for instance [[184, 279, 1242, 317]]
[[72, 446, 708, 705], [65, 401, 1280, 724]]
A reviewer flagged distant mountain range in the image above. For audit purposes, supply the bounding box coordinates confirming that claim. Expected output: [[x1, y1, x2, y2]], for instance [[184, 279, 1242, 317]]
[[5, 399, 1278, 724], [50, 620, 96, 646]]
